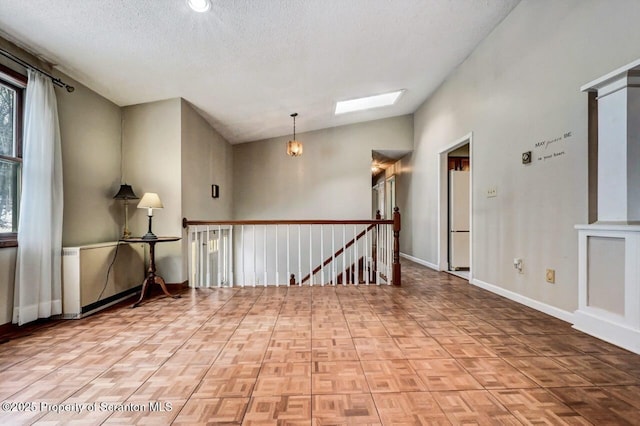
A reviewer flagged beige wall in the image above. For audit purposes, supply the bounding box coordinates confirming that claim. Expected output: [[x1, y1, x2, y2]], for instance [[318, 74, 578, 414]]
[[400, 0, 640, 312], [56, 73, 122, 246], [122, 98, 183, 283], [234, 115, 413, 220], [181, 100, 234, 222]]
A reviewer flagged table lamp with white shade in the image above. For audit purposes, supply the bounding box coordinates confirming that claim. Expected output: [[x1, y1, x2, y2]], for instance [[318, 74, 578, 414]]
[[137, 192, 163, 240]]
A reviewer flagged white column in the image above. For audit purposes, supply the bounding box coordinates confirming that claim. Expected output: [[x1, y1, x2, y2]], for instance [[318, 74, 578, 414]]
[[582, 67, 640, 222]]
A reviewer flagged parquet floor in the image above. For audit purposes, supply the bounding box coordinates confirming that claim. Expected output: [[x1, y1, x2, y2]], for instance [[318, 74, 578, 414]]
[[1, 260, 639, 425]]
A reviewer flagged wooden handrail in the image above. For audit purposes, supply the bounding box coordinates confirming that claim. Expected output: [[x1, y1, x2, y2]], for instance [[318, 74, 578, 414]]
[[183, 218, 393, 228], [299, 224, 376, 285]]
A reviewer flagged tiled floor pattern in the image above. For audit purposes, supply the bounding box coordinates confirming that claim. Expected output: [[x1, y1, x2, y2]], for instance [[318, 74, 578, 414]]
[[0, 260, 639, 424]]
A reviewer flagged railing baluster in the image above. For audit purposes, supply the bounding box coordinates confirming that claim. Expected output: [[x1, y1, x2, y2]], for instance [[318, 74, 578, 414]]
[[298, 224, 302, 286], [187, 225, 193, 287], [384, 224, 388, 284], [365, 226, 369, 285], [342, 225, 347, 285], [286, 225, 290, 287], [275, 224, 279, 287], [353, 225, 358, 285], [376, 224, 380, 285], [197, 226, 202, 287], [201, 226, 206, 287], [387, 224, 392, 285], [223, 227, 227, 285], [208, 227, 211, 286], [253, 225, 256, 287], [263, 224, 267, 287], [331, 225, 336, 285], [207, 226, 211, 288], [309, 225, 313, 286], [320, 225, 325, 286], [229, 225, 234, 287], [381, 224, 385, 279], [215, 225, 222, 287], [241, 225, 245, 287]]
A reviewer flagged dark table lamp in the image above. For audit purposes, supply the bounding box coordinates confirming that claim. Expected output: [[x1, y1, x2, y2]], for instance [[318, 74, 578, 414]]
[[137, 192, 163, 240], [113, 184, 139, 239]]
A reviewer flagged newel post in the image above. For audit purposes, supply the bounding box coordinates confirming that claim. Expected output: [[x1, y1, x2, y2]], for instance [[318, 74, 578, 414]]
[[392, 207, 401, 286]]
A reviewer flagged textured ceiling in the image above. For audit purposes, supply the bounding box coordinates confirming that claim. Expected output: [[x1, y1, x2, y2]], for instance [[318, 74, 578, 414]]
[[0, 0, 519, 144]]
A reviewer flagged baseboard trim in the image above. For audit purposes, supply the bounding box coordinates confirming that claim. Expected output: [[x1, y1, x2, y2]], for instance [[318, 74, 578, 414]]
[[573, 310, 640, 355], [166, 280, 189, 288], [470, 278, 575, 324], [400, 252, 439, 271]]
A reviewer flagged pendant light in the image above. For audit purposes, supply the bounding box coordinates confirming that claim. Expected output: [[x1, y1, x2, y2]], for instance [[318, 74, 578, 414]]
[[286, 113, 303, 157]]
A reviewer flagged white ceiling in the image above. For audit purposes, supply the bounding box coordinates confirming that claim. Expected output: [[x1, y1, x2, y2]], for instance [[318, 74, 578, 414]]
[[0, 0, 519, 144]]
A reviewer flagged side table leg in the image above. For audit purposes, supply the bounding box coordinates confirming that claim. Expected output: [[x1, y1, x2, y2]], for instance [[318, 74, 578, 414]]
[[154, 275, 182, 299], [131, 277, 151, 308]]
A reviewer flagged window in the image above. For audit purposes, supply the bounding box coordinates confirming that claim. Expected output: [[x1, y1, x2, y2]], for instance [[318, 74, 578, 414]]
[[0, 64, 26, 248]]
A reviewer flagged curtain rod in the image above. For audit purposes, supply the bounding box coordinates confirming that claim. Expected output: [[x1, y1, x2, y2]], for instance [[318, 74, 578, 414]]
[[0, 47, 74, 92]]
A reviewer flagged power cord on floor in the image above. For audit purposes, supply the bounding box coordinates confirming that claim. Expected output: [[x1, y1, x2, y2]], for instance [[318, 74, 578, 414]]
[[96, 241, 121, 303]]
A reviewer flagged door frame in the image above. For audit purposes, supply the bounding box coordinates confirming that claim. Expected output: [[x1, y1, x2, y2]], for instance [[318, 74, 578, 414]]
[[437, 132, 473, 280]]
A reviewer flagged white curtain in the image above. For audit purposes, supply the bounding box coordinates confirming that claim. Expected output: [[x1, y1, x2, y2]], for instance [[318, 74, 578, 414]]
[[13, 69, 63, 325]]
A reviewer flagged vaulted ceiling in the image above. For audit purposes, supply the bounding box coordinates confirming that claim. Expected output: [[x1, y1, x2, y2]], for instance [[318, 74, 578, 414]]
[[0, 0, 519, 143]]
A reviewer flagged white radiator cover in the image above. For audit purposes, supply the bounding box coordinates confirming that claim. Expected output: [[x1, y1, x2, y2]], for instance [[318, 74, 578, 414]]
[[62, 241, 145, 318]]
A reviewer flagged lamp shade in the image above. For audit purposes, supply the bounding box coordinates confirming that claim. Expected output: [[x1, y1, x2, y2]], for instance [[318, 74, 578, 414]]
[[113, 184, 138, 200], [137, 193, 163, 210], [287, 140, 303, 157]]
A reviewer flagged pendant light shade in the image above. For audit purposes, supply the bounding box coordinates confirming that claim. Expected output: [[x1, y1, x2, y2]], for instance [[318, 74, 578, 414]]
[[287, 113, 303, 157]]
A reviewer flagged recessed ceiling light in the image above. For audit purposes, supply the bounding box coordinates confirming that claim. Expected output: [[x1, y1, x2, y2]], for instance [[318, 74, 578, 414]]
[[187, 0, 211, 13], [335, 90, 405, 115]]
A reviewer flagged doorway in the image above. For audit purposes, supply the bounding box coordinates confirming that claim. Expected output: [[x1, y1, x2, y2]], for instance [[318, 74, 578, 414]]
[[371, 150, 409, 219], [438, 133, 472, 281]]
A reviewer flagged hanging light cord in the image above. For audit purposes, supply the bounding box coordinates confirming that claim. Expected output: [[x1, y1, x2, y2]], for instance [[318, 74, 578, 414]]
[[291, 112, 297, 139]]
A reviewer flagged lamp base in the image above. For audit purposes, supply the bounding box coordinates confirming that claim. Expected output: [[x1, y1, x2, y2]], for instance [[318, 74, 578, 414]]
[[141, 232, 158, 240], [141, 215, 157, 240]]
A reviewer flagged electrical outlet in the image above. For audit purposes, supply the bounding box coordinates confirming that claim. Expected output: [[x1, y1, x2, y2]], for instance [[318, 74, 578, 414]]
[[513, 258, 523, 273], [546, 269, 555, 283], [487, 187, 497, 198]]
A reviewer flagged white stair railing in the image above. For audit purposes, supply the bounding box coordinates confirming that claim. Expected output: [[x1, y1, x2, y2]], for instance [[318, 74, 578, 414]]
[[183, 212, 401, 288]]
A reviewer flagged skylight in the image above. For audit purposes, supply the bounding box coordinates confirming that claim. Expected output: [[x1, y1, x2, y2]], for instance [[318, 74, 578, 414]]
[[335, 90, 404, 115]]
